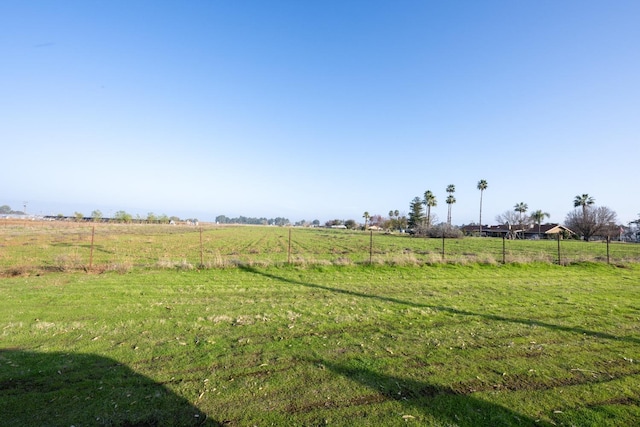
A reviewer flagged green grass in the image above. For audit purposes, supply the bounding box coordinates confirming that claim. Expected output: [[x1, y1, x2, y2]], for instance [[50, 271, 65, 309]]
[[2, 222, 640, 275], [1, 262, 639, 425]]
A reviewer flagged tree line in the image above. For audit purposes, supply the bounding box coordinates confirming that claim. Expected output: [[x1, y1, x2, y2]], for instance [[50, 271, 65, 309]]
[[364, 180, 635, 241], [215, 215, 291, 226], [0, 205, 25, 215]]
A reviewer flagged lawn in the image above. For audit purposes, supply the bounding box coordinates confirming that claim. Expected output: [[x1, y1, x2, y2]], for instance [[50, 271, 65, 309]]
[[2, 222, 639, 274], [1, 262, 639, 426]]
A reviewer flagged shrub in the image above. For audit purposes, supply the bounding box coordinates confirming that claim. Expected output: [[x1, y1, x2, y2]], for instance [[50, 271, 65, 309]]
[[53, 253, 84, 272], [414, 224, 464, 239], [106, 262, 133, 274]]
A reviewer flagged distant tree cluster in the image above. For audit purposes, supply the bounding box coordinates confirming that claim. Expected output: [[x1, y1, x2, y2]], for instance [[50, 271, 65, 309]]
[[403, 184, 458, 232], [0, 205, 25, 215], [386, 182, 626, 242], [216, 215, 290, 226], [142, 212, 180, 224], [125, 212, 188, 224], [50, 210, 189, 224], [361, 210, 408, 232], [385, 211, 407, 231], [113, 210, 133, 223], [293, 219, 321, 227]]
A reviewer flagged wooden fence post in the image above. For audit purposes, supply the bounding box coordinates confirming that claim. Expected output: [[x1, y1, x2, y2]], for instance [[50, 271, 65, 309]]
[[557, 233, 562, 265], [199, 227, 204, 267], [369, 230, 373, 265], [502, 234, 506, 264], [606, 236, 610, 264], [441, 228, 445, 261], [89, 225, 95, 270], [288, 227, 292, 264]]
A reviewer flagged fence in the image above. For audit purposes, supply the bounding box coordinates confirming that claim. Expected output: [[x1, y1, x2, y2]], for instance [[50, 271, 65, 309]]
[[2, 220, 640, 275]]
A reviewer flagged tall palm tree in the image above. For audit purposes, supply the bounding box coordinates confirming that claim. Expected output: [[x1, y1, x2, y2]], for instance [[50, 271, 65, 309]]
[[423, 190, 437, 229], [477, 179, 488, 236], [514, 202, 528, 238], [363, 211, 370, 230], [573, 194, 595, 219], [446, 185, 456, 226], [514, 202, 528, 222], [446, 195, 456, 225], [530, 209, 550, 237]]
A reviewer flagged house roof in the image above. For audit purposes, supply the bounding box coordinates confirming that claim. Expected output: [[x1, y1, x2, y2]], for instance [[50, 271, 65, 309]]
[[528, 223, 574, 234]]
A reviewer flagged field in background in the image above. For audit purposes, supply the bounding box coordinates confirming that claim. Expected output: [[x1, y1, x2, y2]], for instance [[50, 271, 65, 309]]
[[2, 220, 640, 276], [1, 263, 639, 426]]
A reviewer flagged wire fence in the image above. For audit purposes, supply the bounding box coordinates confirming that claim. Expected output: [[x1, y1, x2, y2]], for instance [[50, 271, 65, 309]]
[[2, 220, 640, 275]]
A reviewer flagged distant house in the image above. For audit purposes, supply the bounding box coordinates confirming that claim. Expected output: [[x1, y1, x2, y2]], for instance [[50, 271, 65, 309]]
[[524, 223, 573, 239], [460, 224, 520, 238], [461, 223, 573, 239]]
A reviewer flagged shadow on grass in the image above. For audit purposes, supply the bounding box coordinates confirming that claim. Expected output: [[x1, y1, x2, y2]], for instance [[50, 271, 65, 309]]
[[308, 357, 552, 426], [239, 266, 640, 345], [238, 266, 639, 424], [0, 349, 219, 426]]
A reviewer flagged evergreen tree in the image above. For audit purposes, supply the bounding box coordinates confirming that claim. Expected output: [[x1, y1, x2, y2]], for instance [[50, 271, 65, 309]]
[[408, 196, 424, 229]]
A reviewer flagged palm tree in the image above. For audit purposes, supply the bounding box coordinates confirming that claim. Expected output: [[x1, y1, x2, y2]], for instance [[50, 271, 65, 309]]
[[573, 194, 595, 220], [363, 211, 370, 230], [514, 202, 528, 221], [513, 202, 528, 238], [423, 190, 437, 229], [446, 185, 455, 226], [530, 209, 550, 237], [388, 210, 399, 231], [446, 195, 456, 225], [477, 179, 488, 236]]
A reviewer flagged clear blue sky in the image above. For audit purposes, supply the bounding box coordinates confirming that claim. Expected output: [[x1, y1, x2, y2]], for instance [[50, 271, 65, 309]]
[[2, 1, 639, 224]]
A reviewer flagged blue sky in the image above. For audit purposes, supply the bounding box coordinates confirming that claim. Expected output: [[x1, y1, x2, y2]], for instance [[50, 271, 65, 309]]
[[2, 1, 639, 224]]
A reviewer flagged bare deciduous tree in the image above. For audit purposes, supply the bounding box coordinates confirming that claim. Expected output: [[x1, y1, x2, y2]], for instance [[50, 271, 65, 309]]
[[495, 210, 520, 225], [565, 206, 617, 241]]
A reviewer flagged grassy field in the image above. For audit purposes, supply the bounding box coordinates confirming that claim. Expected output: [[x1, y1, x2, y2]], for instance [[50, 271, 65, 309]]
[[1, 258, 639, 425], [2, 221, 640, 275]]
